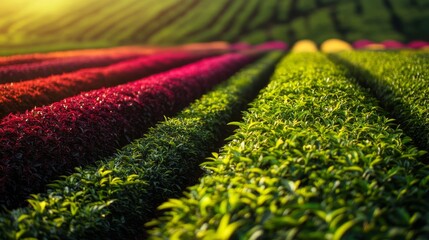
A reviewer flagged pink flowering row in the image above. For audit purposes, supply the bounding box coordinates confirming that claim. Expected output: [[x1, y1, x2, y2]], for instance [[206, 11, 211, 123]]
[[0, 51, 262, 208], [0, 51, 214, 118]]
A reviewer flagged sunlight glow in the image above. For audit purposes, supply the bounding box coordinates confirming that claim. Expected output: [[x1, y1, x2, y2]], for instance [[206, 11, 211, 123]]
[[29, 0, 71, 13]]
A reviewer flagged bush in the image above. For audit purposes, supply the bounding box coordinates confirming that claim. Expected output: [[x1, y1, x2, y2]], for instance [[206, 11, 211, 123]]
[[332, 51, 429, 155], [148, 53, 429, 239]]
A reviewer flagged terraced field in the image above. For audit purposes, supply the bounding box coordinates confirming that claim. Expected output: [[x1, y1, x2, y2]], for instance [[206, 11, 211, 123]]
[[0, 0, 428, 54]]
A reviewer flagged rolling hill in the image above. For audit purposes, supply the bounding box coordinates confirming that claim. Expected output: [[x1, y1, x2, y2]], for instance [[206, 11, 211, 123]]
[[0, 0, 428, 55]]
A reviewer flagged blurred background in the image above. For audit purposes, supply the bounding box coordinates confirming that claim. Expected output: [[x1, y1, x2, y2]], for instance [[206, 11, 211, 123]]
[[0, 0, 428, 55]]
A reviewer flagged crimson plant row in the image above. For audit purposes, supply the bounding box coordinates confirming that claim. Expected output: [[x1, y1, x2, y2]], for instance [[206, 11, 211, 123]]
[[0, 51, 214, 118]]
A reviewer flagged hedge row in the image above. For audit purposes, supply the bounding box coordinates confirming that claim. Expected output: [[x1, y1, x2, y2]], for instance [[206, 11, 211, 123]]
[[0, 51, 283, 239], [0, 46, 159, 67], [0, 55, 57, 67], [0, 53, 143, 84], [332, 51, 429, 154], [0, 51, 213, 118], [148, 53, 429, 239], [0, 51, 259, 208]]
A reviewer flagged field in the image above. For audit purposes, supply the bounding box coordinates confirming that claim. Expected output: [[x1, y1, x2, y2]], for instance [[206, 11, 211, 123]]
[[0, 0, 428, 54], [0, 0, 429, 239]]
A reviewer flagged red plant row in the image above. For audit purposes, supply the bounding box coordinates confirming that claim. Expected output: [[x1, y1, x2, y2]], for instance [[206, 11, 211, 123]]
[[0, 42, 235, 84], [0, 53, 149, 84], [0, 46, 167, 67], [0, 50, 263, 208], [0, 42, 232, 67], [0, 51, 214, 118]]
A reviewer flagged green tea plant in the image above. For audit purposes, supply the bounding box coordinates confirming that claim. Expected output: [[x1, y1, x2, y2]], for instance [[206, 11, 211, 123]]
[[276, 0, 291, 21], [221, 0, 261, 42], [0, 52, 282, 239], [104, 0, 170, 42], [189, 0, 245, 43], [152, 0, 230, 44], [78, 0, 153, 41], [246, 0, 277, 31], [333, 51, 429, 155], [148, 53, 429, 239], [131, 0, 196, 43]]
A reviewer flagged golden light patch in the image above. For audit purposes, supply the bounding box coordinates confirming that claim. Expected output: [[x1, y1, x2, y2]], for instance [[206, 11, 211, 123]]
[[320, 39, 353, 53], [291, 40, 318, 52]]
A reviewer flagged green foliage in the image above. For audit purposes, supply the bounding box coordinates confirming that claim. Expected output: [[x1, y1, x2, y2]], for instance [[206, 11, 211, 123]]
[[221, 0, 261, 42], [0, 52, 283, 239], [0, 0, 427, 54], [333, 51, 429, 155], [276, 0, 291, 21], [148, 53, 429, 239], [104, 0, 175, 42], [296, 0, 318, 12], [392, 0, 429, 39], [147, 0, 230, 44], [308, 8, 341, 43], [246, 0, 277, 30], [240, 30, 269, 45], [336, 0, 404, 42], [187, 0, 245, 43]]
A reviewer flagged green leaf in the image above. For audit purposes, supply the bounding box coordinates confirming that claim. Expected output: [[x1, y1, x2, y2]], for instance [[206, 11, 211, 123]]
[[216, 214, 242, 239], [333, 220, 356, 240]]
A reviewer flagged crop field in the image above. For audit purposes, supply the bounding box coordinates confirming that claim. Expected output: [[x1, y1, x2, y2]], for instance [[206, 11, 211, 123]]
[[0, 43, 427, 239], [0, 0, 429, 239], [0, 0, 428, 54]]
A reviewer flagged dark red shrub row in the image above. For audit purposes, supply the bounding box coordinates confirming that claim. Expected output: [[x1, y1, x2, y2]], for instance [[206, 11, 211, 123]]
[[0, 51, 214, 118], [0, 53, 145, 84], [0, 51, 263, 208]]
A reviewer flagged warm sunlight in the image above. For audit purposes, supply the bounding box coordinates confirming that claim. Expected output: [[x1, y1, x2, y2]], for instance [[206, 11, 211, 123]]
[[3, 0, 71, 13]]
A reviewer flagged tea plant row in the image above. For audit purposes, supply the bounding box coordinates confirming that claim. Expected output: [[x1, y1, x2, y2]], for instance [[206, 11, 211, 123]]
[[148, 53, 429, 239], [333, 51, 429, 154]]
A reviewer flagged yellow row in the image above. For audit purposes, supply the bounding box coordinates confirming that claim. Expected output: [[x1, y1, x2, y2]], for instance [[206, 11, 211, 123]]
[[291, 39, 353, 53], [291, 39, 429, 53]]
